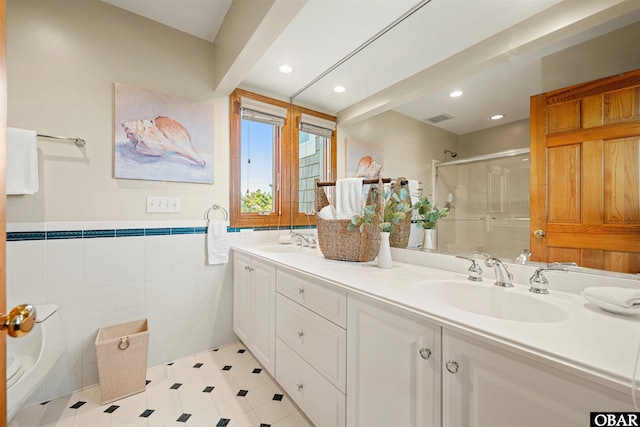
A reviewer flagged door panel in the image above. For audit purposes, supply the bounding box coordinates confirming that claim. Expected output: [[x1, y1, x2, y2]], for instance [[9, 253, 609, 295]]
[[1, 0, 7, 422], [530, 69, 640, 274]]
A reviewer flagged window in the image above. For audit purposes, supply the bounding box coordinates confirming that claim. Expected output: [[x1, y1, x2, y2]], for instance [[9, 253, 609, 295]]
[[230, 89, 336, 228]]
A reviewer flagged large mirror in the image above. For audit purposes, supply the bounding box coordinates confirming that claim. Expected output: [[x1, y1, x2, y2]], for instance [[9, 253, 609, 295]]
[[289, 1, 640, 275]]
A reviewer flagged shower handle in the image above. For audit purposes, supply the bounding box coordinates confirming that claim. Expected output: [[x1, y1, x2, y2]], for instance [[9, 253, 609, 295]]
[[1, 304, 36, 338]]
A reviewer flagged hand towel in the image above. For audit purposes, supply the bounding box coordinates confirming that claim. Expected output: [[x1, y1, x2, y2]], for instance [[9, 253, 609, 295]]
[[582, 286, 640, 308], [336, 177, 363, 219], [7, 127, 39, 195], [207, 220, 229, 265]]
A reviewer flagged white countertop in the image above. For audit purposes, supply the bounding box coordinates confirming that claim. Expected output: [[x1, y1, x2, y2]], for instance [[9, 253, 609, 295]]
[[231, 241, 640, 395]]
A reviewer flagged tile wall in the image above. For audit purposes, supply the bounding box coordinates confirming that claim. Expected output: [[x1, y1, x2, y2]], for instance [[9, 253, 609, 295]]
[[6, 220, 253, 406]]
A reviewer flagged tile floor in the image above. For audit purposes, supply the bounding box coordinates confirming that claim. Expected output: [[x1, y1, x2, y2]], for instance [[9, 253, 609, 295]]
[[12, 342, 314, 427]]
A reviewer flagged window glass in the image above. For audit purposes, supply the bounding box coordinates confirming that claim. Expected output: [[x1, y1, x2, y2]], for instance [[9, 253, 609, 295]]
[[298, 130, 328, 214], [240, 118, 276, 213]]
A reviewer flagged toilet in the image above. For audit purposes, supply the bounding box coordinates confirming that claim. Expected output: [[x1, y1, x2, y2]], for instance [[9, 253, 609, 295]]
[[6, 304, 65, 423]]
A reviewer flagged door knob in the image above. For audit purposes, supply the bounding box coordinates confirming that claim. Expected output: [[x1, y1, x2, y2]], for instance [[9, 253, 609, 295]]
[[419, 347, 432, 360], [533, 229, 546, 238], [1, 304, 36, 338]]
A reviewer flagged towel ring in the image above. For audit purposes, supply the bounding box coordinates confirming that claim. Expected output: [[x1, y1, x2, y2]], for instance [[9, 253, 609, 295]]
[[205, 204, 229, 223]]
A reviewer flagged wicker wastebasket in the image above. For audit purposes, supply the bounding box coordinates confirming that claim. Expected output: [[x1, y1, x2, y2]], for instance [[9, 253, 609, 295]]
[[95, 319, 149, 404]]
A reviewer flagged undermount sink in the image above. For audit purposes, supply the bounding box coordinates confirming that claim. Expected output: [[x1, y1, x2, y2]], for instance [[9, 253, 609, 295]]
[[419, 280, 569, 323]]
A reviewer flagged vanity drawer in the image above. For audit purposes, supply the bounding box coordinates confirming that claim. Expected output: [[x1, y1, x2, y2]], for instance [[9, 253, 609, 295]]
[[276, 267, 346, 327], [276, 338, 345, 427], [276, 294, 346, 392]]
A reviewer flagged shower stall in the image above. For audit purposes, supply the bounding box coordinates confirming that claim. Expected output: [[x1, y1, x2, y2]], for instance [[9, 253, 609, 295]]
[[433, 148, 530, 259]]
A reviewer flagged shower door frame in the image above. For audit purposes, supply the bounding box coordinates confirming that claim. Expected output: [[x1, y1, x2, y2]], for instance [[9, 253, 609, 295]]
[[432, 148, 530, 256]]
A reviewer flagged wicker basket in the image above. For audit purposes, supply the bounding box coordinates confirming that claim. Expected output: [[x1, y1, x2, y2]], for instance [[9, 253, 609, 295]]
[[389, 177, 412, 248], [314, 179, 382, 262]]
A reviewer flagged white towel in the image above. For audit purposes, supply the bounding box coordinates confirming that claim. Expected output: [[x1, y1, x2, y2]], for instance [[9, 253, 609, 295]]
[[207, 220, 229, 265], [336, 177, 363, 219], [318, 205, 337, 220], [582, 286, 640, 308], [7, 127, 38, 195]]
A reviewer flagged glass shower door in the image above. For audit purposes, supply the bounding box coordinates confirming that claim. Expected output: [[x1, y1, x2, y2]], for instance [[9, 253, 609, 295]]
[[435, 151, 530, 259]]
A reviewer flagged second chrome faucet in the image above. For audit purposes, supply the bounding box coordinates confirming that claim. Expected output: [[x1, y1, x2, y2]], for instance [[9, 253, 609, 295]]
[[457, 253, 513, 287]]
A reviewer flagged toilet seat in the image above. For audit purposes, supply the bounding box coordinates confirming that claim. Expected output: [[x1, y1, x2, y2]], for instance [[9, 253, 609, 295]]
[[6, 352, 24, 388]]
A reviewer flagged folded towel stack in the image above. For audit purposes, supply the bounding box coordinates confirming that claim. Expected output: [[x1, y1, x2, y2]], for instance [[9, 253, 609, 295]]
[[582, 286, 640, 308]]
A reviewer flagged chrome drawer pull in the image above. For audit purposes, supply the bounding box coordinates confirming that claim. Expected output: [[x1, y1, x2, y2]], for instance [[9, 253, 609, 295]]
[[298, 331, 304, 339], [298, 288, 304, 295], [446, 361, 459, 374], [419, 347, 431, 360], [297, 383, 304, 392]]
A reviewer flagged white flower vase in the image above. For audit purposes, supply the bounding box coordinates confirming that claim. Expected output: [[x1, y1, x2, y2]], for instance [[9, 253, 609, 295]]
[[422, 229, 435, 250], [378, 231, 393, 269]]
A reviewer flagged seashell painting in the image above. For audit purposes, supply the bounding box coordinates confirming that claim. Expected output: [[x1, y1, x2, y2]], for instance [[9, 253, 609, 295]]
[[114, 83, 214, 183], [346, 138, 383, 180]]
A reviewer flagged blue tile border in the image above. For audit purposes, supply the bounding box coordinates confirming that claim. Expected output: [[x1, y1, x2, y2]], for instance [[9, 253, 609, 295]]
[[6, 224, 317, 242]]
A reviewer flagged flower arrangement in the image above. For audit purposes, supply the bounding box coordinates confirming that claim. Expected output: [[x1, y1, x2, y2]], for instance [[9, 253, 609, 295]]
[[347, 186, 412, 233], [412, 196, 448, 230]]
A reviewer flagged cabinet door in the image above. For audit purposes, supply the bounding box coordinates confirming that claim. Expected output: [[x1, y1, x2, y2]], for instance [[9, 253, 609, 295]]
[[232, 252, 252, 346], [250, 257, 276, 374], [442, 329, 633, 427], [347, 295, 441, 427]]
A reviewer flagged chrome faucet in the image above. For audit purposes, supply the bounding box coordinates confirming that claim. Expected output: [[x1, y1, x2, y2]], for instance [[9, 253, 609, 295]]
[[292, 232, 317, 248], [529, 262, 573, 294], [515, 249, 531, 264], [484, 256, 513, 287], [456, 256, 483, 282]]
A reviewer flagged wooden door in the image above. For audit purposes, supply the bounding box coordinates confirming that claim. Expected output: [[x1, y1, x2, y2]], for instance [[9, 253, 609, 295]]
[[530, 70, 640, 273], [1, 0, 7, 423]]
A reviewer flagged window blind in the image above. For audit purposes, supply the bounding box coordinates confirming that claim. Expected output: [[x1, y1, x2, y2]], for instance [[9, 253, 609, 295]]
[[241, 97, 287, 127], [299, 113, 336, 138]]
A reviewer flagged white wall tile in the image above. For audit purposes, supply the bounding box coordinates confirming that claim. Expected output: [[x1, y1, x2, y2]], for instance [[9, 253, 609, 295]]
[[115, 282, 145, 308], [46, 222, 83, 232], [7, 240, 45, 270], [6, 268, 46, 308], [83, 262, 115, 288], [83, 286, 116, 314], [83, 237, 116, 264], [48, 291, 82, 319], [61, 315, 83, 344], [113, 305, 146, 324], [145, 257, 172, 281], [46, 265, 82, 296], [145, 278, 173, 304], [46, 239, 82, 267], [170, 234, 195, 256], [116, 259, 145, 285], [116, 236, 145, 261], [144, 235, 172, 258], [171, 255, 196, 278]]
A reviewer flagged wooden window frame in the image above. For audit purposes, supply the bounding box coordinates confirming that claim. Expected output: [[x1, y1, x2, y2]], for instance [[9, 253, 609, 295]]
[[230, 89, 336, 228]]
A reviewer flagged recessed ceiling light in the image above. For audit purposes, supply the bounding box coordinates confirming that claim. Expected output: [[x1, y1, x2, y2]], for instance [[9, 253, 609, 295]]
[[278, 64, 293, 74], [490, 114, 505, 121], [334, 86, 346, 93], [449, 90, 463, 98]]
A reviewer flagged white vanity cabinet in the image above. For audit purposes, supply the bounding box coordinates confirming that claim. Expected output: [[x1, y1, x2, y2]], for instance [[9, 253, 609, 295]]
[[232, 252, 276, 374], [275, 267, 347, 427], [442, 329, 632, 427], [347, 294, 441, 427]]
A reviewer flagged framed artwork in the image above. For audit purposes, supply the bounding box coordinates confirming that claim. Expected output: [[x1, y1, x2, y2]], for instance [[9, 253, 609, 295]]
[[114, 83, 214, 183], [345, 138, 383, 179]]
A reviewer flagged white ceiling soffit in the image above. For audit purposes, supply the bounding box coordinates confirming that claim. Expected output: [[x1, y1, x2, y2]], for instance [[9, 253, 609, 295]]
[[239, 0, 421, 102], [334, 0, 640, 131], [294, 0, 562, 114], [101, 0, 232, 42]]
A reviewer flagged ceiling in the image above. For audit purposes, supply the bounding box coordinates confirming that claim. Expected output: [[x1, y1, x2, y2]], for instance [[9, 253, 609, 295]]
[[102, 0, 640, 135]]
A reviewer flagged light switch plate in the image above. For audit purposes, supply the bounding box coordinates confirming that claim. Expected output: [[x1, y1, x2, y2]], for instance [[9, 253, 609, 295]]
[[147, 196, 181, 213]]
